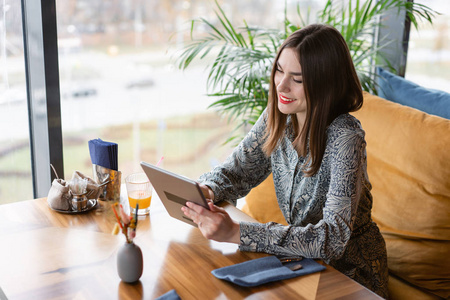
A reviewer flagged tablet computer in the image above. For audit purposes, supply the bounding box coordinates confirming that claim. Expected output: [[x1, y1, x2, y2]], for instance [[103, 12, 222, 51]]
[[140, 161, 209, 227]]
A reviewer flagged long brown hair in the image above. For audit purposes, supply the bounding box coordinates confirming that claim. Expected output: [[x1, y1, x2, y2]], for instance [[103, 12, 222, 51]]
[[263, 24, 363, 176]]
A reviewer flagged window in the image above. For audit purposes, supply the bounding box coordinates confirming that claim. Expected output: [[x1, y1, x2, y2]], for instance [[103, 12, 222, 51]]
[[2, 0, 443, 204], [55, 1, 285, 185], [405, 0, 450, 93], [0, 0, 33, 204], [55, 1, 257, 182]]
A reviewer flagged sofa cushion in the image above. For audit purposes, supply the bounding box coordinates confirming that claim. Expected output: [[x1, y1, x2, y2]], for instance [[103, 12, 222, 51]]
[[351, 92, 450, 299], [377, 67, 450, 119], [389, 274, 442, 300]]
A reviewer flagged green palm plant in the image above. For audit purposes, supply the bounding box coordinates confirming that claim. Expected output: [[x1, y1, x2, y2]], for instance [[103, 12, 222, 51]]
[[176, 0, 436, 143]]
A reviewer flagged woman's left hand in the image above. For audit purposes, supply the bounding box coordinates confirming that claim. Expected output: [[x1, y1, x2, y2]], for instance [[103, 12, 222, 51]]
[[181, 201, 240, 244]]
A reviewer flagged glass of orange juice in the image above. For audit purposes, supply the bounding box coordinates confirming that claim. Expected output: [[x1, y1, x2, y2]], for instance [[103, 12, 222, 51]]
[[125, 173, 152, 215]]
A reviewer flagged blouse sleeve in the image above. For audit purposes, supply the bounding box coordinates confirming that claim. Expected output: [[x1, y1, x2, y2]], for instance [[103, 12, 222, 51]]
[[198, 111, 272, 205], [239, 127, 366, 262]]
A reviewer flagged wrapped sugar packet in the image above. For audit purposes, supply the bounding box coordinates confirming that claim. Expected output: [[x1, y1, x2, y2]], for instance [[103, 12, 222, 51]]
[[69, 174, 88, 196], [70, 171, 104, 200]]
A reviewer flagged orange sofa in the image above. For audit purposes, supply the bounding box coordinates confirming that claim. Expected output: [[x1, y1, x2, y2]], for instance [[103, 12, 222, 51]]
[[242, 92, 450, 299]]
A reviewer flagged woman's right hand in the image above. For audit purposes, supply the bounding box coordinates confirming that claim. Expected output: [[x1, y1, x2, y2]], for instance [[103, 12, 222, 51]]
[[182, 201, 240, 244]]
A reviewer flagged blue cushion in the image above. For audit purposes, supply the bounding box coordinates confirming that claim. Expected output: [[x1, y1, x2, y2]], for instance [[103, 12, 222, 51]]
[[377, 67, 450, 119]]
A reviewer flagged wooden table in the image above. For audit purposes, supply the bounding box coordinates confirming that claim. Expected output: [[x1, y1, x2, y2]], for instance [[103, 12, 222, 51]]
[[0, 194, 381, 300]]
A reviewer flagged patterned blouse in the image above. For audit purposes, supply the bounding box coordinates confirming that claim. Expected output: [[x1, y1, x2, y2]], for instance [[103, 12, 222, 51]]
[[199, 111, 389, 298]]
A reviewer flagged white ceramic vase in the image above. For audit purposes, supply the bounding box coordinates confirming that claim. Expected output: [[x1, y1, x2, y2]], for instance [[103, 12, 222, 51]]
[[117, 242, 143, 283]]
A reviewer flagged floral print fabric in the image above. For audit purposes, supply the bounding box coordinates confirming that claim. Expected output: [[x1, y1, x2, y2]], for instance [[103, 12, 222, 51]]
[[199, 110, 388, 298]]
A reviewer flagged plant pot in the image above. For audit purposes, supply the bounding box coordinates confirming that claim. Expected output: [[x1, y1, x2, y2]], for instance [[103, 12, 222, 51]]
[[117, 242, 143, 283]]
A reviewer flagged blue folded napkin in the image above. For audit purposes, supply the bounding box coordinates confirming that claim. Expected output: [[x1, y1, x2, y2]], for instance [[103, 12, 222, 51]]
[[211, 256, 326, 287], [155, 289, 181, 300], [88, 138, 118, 171]]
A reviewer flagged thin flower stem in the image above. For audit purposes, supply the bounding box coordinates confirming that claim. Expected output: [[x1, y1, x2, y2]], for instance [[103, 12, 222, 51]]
[[112, 204, 123, 229]]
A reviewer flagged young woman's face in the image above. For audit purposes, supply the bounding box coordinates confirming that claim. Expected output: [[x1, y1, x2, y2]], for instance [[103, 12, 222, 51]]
[[274, 48, 307, 119]]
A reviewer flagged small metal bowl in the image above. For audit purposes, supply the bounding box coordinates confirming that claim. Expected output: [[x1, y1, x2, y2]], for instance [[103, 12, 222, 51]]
[[71, 194, 88, 211]]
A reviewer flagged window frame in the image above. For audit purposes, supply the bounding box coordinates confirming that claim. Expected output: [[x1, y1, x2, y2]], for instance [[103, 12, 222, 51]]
[[21, 0, 63, 197], [375, 0, 413, 77]]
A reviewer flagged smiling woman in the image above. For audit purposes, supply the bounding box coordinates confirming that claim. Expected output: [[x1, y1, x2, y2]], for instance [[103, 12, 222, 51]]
[[264, 24, 363, 177], [183, 24, 388, 298]]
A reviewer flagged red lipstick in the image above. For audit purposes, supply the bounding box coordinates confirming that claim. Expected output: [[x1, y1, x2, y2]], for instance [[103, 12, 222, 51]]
[[279, 94, 295, 104]]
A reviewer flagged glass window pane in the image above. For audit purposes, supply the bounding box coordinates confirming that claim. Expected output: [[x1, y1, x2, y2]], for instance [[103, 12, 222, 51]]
[[53, 0, 356, 185], [0, 1, 33, 204], [55, 1, 254, 181], [406, 0, 450, 93]]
